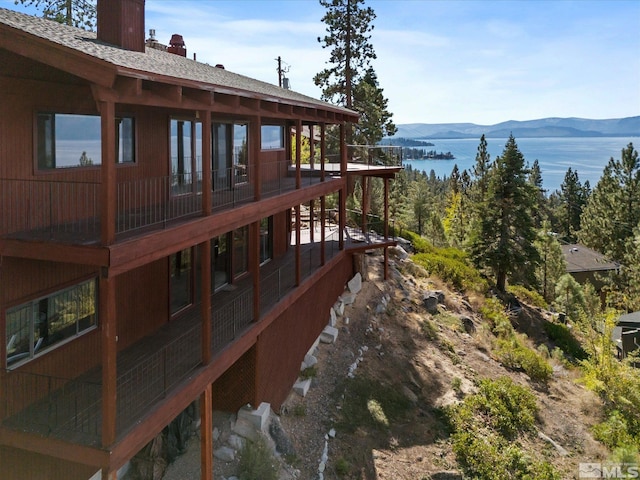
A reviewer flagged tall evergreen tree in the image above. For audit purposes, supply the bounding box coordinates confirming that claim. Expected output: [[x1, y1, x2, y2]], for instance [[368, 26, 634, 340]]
[[15, 0, 96, 29], [315, 0, 394, 145], [351, 67, 396, 145], [528, 159, 546, 228], [558, 167, 587, 242], [578, 143, 640, 261], [534, 222, 566, 303], [470, 135, 540, 292], [470, 134, 492, 205]]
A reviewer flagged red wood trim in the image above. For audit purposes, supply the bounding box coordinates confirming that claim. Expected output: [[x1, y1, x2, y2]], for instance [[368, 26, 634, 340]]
[[250, 222, 260, 323], [0, 427, 110, 467], [295, 204, 301, 286], [251, 117, 261, 201], [339, 189, 345, 250], [0, 240, 109, 266], [320, 123, 326, 181], [201, 111, 212, 216], [201, 241, 212, 365], [320, 196, 326, 265], [100, 274, 117, 447], [107, 177, 346, 275], [99, 100, 117, 245], [295, 119, 302, 189], [0, 29, 116, 88], [200, 384, 213, 480]]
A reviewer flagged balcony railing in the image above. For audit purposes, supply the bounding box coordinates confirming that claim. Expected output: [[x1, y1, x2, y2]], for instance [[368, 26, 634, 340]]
[[0, 228, 346, 447]]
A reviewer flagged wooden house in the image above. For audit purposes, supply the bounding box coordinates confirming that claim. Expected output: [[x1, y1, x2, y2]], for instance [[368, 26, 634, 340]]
[[0, 1, 400, 478]]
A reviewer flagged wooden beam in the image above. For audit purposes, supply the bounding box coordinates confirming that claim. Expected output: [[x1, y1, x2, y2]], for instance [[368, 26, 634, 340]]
[[151, 82, 182, 104], [200, 241, 212, 365], [107, 177, 345, 275], [100, 273, 117, 447], [0, 427, 110, 468], [320, 196, 326, 265], [295, 119, 302, 189], [185, 88, 214, 106], [200, 385, 213, 480], [113, 76, 142, 97], [250, 117, 262, 201], [201, 110, 212, 216], [99, 100, 117, 246], [250, 221, 260, 322], [0, 240, 109, 266]]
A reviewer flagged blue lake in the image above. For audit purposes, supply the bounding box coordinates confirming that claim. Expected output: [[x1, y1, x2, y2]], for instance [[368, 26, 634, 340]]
[[401, 136, 640, 193]]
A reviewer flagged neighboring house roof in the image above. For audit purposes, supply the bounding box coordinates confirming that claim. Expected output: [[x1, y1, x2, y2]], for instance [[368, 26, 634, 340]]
[[0, 7, 357, 120], [561, 244, 619, 273], [618, 311, 640, 327]]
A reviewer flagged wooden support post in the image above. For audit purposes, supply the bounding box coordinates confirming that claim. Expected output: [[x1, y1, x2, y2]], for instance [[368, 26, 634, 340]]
[[320, 123, 326, 181], [295, 204, 301, 286], [201, 110, 212, 216], [309, 199, 315, 244], [361, 176, 368, 238], [100, 273, 117, 447], [309, 124, 315, 172], [251, 116, 262, 201], [295, 119, 302, 189], [384, 177, 390, 240], [339, 189, 345, 250], [250, 221, 260, 321], [320, 196, 326, 265], [340, 123, 347, 175], [99, 100, 116, 245], [201, 241, 212, 365], [200, 384, 213, 480]]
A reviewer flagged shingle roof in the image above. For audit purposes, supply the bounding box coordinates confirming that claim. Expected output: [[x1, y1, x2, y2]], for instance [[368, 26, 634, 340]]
[[0, 7, 356, 118], [561, 244, 619, 273]]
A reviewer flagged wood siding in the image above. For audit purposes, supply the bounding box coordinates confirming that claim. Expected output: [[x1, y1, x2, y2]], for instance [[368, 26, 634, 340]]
[[0, 446, 97, 480], [254, 253, 352, 409]]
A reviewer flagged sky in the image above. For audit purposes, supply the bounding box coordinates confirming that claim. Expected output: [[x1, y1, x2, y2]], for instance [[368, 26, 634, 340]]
[[4, 0, 640, 125]]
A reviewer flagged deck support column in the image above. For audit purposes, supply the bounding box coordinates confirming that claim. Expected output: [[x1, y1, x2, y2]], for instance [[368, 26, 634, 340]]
[[295, 119, 302, 189], [295, 204, 301, 286], [201, 241, 212, 364], [100, 272, 117, 447], [361, 176, 369, 239], [320, 195, 326, 265], [339, 124, 347, 250], [251, 116, 261, 201], [320, 123, 326, 181], [99, 100, 116, 245], [384, 176, 390, 280], [200, 384, 213, 480], [201, 110, 212, 216], [250, 221, 260, 321]]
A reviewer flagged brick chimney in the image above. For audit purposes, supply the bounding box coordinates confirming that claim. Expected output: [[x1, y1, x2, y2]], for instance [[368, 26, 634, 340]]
[[167, 34, 187, 57], [97, 0, 145, 52]]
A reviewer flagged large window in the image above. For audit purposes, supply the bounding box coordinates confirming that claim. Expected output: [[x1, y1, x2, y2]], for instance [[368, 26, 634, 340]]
[[233, 226, 249, 278], [261, 125, 284, 150], [6, 279, 97, 367], [37, 113, 135, 169], [170, 119, 202, 195], [212, 122, 248, 189]]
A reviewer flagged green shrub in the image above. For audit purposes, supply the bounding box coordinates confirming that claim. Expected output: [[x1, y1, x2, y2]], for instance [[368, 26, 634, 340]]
[[543, 321, 588, 361], [507, 285, 548, 309], [480, 298, 514, 337], [496, 338, 553, 384], [238, 435, 278, 480], [334, 457, 350, 476], [593, 410, 634, 449], [413, 252, 487, 292], [420, 319, 438, 340]]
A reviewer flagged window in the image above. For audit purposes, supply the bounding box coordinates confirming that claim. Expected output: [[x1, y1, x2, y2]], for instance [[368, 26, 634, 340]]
[[261, 125, 284, 150], [233, 226, 249, 278], [260, 216, 273, 265], [170, 119, 202, 195], [212, 122, 248, 189], [170, 248, 193, 315], [6, 279, 97, 367], [37, 113, 135, 169]]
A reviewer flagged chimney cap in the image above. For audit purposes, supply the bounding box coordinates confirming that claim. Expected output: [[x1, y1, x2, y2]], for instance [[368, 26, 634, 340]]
[[169, 34, 185, 47]]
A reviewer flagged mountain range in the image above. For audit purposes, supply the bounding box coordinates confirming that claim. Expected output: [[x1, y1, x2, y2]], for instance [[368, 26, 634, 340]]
[[389, 116, 640, 140]]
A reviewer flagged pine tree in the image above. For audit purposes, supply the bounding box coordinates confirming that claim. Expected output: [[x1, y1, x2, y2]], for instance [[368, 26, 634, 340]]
[[470, 134, 492, 205], [578, 143, 640, 261], [470, 135, 540, 292], [15, 0, 96, 29], [315, 0, 394, 145], [534, 221, 566, 303], [558, 167, 588, 242]]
